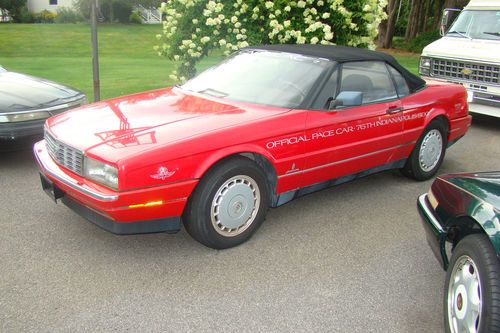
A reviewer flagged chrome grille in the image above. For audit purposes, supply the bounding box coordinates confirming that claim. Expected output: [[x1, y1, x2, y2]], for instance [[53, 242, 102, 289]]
[[431, 58, 500, 85], [44, 131, 84, 175]]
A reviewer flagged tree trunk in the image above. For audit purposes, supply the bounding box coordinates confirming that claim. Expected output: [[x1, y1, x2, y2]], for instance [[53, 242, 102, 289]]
[[414, 0, 427, 35], [384, 0, 401, 48], [433, 0, 446, 30], [377, 0, 401, 48], [405, 0, 422, 41], [422, 0, 431, 32], [377, 18, 388, 48], [108, 1, 114, 22]]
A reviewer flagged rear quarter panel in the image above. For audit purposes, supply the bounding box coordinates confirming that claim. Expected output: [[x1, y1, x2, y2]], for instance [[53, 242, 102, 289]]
[[401, 83, 468, 144]]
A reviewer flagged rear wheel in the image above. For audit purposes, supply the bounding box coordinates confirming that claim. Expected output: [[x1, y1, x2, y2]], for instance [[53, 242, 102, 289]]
[[401, 120, 447, 181], [182, 157, 269, 249], [444, 234, 500, 333]]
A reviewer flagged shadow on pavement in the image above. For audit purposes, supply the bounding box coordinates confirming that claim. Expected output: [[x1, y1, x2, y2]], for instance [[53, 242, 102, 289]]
[[471, 113, 500, 130], [0, 139, 38, 168]]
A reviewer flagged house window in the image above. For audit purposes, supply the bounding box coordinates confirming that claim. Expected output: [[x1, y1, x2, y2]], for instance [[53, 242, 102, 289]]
[[49, 0, 57, 5]]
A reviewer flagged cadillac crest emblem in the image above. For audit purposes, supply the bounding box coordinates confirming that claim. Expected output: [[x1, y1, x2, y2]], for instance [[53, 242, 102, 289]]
[[150, 166, 176, 180]]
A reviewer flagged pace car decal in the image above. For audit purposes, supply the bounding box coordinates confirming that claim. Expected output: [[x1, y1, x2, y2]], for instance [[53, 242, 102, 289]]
[[150, 166, 176, 180], [266, 111, 427, 149]]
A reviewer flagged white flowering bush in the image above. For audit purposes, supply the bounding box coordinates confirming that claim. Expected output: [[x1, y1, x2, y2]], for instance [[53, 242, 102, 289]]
[[156, 0, 387, 82]]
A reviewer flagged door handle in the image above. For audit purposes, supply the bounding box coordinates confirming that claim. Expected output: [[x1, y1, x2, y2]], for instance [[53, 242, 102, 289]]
[[386, 107, 403, 114]]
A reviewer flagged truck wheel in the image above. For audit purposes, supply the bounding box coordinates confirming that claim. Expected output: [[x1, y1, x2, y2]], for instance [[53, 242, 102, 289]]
[[182, 157, 269, 249], [401, 120, 447, 181], [444, 234, 500, 333]]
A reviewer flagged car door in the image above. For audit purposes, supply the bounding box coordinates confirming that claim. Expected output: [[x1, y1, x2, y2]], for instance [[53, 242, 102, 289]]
[[302, 61, 406, 186]]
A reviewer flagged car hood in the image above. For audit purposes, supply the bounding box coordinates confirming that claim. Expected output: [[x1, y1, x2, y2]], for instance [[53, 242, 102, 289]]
[[439, 172, 500, 210], [46, 87, 290, 162], [0, 70, 84, 113], [422, 36, 500, 63]]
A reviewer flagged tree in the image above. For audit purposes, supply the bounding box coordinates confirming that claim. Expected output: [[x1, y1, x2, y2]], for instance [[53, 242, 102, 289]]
[[0, 0, 27, 22], [377, 0, 401, 48], [157, 0, 388, 82], [74, 0, 160, 22], [403, 0, 468, 42]]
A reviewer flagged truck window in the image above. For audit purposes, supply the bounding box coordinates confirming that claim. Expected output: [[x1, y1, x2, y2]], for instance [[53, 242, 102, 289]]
[[447, 10, 500, 40]]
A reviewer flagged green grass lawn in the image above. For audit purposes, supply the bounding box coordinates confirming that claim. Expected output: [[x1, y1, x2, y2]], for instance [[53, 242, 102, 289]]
[[0, 24, 223, 100], [0, 23, 419, 101], [392, 54, 420, 75]]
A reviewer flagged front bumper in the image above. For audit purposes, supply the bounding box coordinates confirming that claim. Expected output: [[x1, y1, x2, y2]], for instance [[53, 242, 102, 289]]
[[417, 194, 448, 269], [468, 101, 500, 118], [0, 118, 46, 141], [34, 140, 198, 234]]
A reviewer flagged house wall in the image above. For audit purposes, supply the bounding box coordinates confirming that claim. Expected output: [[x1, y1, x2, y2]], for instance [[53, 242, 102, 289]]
[[27, 0, 75, 13]]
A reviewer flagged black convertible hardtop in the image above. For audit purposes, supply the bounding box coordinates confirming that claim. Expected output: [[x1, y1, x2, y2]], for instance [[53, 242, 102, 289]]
[[244, 44, 426, 93]]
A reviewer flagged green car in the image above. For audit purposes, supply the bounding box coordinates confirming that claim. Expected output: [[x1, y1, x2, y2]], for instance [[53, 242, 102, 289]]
[[418, 172, 500, 333]]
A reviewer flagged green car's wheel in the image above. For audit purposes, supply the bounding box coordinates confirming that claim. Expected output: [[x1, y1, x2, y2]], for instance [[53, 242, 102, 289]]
[[183, 157, 269, 249], [444, 234, 500, 333]]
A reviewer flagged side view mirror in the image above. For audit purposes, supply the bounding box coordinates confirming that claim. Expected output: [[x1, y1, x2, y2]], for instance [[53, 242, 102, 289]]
[[328, 91, 363, 110], [440, 8, 461, 36]]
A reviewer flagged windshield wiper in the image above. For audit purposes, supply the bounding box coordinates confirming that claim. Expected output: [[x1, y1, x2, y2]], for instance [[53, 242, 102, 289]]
[[447, 30, 472, 40], [197, 88, 228, 98], [483, 32, 500, 38]]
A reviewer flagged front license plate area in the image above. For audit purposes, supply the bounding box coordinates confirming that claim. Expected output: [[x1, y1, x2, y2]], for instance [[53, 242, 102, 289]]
[[40, 173, 65, 202]]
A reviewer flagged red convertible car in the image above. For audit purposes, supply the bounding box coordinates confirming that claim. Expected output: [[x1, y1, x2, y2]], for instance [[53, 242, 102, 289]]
[[34, 45, 471, 249]]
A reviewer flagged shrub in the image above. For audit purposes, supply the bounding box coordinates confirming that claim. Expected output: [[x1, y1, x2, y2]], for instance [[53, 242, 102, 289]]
[[393, 30, 441, 54], [55, 7, 84, 23], [33, 9, 56, 23], [129, 11, 142, 24], [156, 0, 388, 82], [406, 31, 441, 53], [100, 1, 132, 23], [0, 0, 27, 22], [18, 6, 33, 23]]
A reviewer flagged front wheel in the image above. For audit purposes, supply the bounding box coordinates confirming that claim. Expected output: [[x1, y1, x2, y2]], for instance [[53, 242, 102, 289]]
[[444, 234, 500, 333], [401, 120, 447, 181], [182, 157, 269, 249]]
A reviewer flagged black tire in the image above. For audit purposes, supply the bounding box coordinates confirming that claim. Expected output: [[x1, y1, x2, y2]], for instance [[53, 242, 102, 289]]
[[182, 156, 269, 249], [444, 234, 500, 333], [401, 120, 447, 181]]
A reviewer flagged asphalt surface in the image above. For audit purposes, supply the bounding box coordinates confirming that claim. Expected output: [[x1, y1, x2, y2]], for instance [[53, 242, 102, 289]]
[[1, 115, 499, 333]]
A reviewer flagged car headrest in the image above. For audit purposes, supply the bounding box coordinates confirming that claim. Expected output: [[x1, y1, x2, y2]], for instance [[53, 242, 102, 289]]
[[341, 74, 374, 92]]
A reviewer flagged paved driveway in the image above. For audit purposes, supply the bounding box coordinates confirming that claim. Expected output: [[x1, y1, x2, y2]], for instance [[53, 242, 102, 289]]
[[1, 115, 499, 332]]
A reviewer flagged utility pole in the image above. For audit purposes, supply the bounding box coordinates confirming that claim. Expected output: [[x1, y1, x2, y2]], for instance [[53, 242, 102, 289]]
[[90, 0, 101, 102]]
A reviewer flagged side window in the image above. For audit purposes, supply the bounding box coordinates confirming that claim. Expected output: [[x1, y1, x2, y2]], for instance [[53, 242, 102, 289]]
[[339, 61, 398, 104], [311, 68, 338, 110], [387, 65, 410, 98]]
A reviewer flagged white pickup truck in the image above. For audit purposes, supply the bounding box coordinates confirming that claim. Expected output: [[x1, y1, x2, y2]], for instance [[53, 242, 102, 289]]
[[420, 0, 500, 117]]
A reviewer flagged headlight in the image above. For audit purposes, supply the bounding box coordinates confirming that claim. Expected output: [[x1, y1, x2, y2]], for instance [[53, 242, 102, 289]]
[[0, 111, 51, 123], [420, 57, 431, 68], [84, 157, 119, 190], [419, 57, 432, 76], [428, 189, 438, 210]]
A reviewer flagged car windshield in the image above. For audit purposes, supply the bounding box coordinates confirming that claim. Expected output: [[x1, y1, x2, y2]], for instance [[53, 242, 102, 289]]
[[181, 51, 332, 108], [447, 10, 500, 40]]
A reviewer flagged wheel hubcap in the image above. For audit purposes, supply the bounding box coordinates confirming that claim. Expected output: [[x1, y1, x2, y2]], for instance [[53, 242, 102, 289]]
[[211, 175, 260, 237], [447, 255, 482, 333], [419, 129, 443, 172]]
